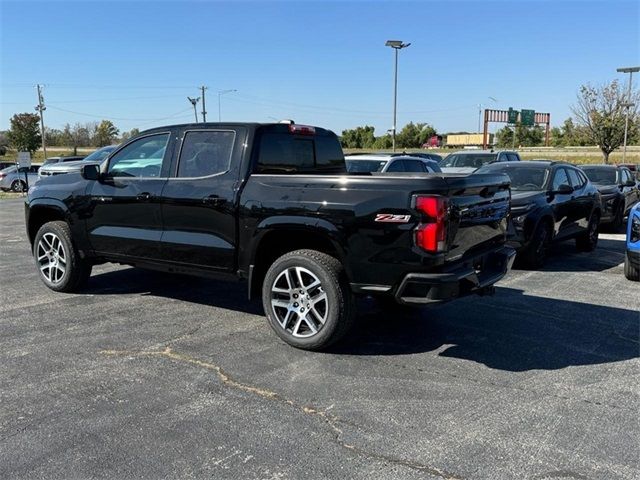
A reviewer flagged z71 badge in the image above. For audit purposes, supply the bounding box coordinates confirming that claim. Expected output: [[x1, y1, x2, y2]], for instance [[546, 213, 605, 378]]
[[375, 214, 411, 223]]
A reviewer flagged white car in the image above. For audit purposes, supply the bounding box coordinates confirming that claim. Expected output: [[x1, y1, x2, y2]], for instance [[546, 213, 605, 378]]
[[440, 150, 520, 174], [345, 154, 441, 174], [38, 146, 118, 179]]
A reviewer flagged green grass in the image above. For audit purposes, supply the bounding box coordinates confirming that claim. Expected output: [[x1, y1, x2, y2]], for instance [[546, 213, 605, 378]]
[[0, 191, 24, 200]]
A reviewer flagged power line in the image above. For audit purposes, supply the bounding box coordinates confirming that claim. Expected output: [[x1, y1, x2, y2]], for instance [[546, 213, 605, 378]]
[[46, 105, 194, 123]]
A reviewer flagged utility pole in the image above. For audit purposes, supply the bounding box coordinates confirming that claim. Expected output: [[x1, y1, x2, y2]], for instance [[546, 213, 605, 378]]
[[187, 97, 200, 122], [35, 84, 47, 159], [200, 85, 208, 122], [616, 66, 640, 163], [477, 104, 482, 133]]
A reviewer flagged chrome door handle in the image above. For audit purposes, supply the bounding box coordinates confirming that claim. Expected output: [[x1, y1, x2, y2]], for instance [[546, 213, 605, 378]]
[[136, 192, 152, 201]]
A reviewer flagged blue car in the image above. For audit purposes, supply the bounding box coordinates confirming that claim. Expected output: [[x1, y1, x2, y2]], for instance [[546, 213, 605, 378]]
[[625, 203, 640, 281]]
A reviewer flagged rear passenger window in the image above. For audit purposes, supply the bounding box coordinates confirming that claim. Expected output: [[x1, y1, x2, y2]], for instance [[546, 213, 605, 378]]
[[386, 160, 406, 172], [566, 168, 583, 188], [507, 153, 519, 162], [404, 160, 426, 172], [177, 130, 235, 178]]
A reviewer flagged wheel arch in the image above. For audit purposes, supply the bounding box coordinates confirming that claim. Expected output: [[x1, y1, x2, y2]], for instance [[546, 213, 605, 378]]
[[246, 220, 349, 300], [27, 200, 69, 247]]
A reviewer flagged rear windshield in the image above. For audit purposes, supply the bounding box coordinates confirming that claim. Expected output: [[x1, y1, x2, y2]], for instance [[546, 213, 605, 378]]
[[441, 153, 497, 168], [256, 132, 345, 174], [345, 159, 388, 173], [477, 164, 549, 191], [581, 167, 618, 185]]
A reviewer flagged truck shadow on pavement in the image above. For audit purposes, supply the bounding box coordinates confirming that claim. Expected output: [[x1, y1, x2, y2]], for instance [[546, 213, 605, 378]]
[[85, 267, 262, 316], [332, 287, 639, 371], [513, 237, 625, 273], [85, 268, 638, 372]]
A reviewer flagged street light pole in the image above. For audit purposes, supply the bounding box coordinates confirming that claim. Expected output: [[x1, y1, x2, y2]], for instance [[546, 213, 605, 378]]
[[187, 96, 200, 123], [385, 40, 410, 152], [35, 84, 47, 159], [218, 89, 237, 122], [617, 66, 639, 163]]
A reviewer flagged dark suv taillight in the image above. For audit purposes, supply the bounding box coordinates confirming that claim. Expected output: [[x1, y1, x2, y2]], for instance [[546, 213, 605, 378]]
[[414, 195, 448, 253]]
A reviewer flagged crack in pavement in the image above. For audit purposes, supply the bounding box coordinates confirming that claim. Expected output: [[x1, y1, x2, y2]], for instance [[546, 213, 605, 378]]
[[100, 347, 463, 480]]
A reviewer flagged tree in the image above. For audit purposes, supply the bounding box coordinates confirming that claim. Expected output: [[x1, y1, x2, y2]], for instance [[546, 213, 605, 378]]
[[396, 122, 436, 149], [340, 125, 376, 149], [94, 120, 119, 147], [572, 79, 639, 163], [120, 128, 140, 142], [7, 113, 42, 154], [495, 123, 544, 148]]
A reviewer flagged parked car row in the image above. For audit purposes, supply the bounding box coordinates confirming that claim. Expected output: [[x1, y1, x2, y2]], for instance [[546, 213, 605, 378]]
[[345, 149, 639, 273]]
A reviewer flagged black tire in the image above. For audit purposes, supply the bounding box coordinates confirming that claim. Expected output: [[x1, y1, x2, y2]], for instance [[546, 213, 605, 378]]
[[11, 179, 26, 192], [609, 204, 625, 232], [519, 221, 551, 269], [262, 249, 355, 351], [624, 251, 640, 281], [576, 212, 600, 252], [33, 221, 92, 292]]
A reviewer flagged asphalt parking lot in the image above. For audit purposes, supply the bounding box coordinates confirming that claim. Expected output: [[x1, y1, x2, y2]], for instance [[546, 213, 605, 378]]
[[0, 197, 638, 480]]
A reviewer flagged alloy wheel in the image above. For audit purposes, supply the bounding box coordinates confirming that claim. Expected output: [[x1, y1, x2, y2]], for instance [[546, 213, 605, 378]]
[[270, 266, 328, 338], [36, 232, 67, 284]]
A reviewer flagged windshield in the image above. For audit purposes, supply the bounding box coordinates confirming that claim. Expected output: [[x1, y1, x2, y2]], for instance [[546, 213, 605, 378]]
[[477, 164, 549, 191], [581, 167, 618, 185], [346, 159, 388, 173], [43, 158, 59, 165], [83, 146, 116, 162], [441, 153, 496, 168]]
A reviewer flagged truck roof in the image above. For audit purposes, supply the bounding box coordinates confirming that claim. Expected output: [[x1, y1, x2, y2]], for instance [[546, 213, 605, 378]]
[[139, 122, 337, 137]]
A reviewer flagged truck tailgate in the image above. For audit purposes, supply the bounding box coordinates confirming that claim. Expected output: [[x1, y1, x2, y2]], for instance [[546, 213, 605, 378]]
[[440, 173, 511, 261]]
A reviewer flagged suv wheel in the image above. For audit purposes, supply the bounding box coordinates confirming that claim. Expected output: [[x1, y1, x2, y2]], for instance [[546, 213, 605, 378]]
[[11, 179, 26, 192], [520, 221, 551, 269], [575, 212, 600, 252], [610, 204, 624, 232], [34, 221, 92, 292], [262, 249, 354, 350], [624, 251, 640, 281]]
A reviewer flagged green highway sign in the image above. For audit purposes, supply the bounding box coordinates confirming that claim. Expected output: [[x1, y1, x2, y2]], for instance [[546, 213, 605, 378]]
[[507, 108, 518, 124], [521, 109, 535, 126]]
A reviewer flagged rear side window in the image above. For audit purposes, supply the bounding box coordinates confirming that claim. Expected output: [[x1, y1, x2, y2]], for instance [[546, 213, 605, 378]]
[[257, 132, 344, 173], [507, 153, 519, 162], [386, 160, 406, 172], [404, 160, 426, 172], [566, 168, 584, 188], [177, 130, 235, 178]]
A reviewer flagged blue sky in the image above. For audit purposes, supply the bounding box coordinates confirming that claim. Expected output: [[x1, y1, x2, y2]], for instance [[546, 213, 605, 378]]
[[1, 0, 638, 136]]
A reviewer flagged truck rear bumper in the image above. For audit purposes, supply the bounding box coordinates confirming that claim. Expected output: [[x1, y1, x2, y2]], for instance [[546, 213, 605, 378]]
[[394, 246, 516, 305]]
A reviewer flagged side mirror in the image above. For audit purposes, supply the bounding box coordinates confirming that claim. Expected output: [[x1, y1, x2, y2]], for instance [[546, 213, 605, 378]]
[[624, 180, 636, 187], [554, 184, 573, 194], [81, 164, 101, 181]]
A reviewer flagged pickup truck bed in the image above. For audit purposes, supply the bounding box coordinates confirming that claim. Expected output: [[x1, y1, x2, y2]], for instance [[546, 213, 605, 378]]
[[26, 122, 515, 350]]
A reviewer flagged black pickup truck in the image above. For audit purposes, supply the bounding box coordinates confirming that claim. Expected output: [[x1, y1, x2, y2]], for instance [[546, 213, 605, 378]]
[[25, 122, 515, 350]]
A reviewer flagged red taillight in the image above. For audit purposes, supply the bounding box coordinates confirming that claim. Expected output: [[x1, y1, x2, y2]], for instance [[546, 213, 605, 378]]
[[0, 173, 5, 180], [414, 196, 448, 253], [288, 124, 316, 135]]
